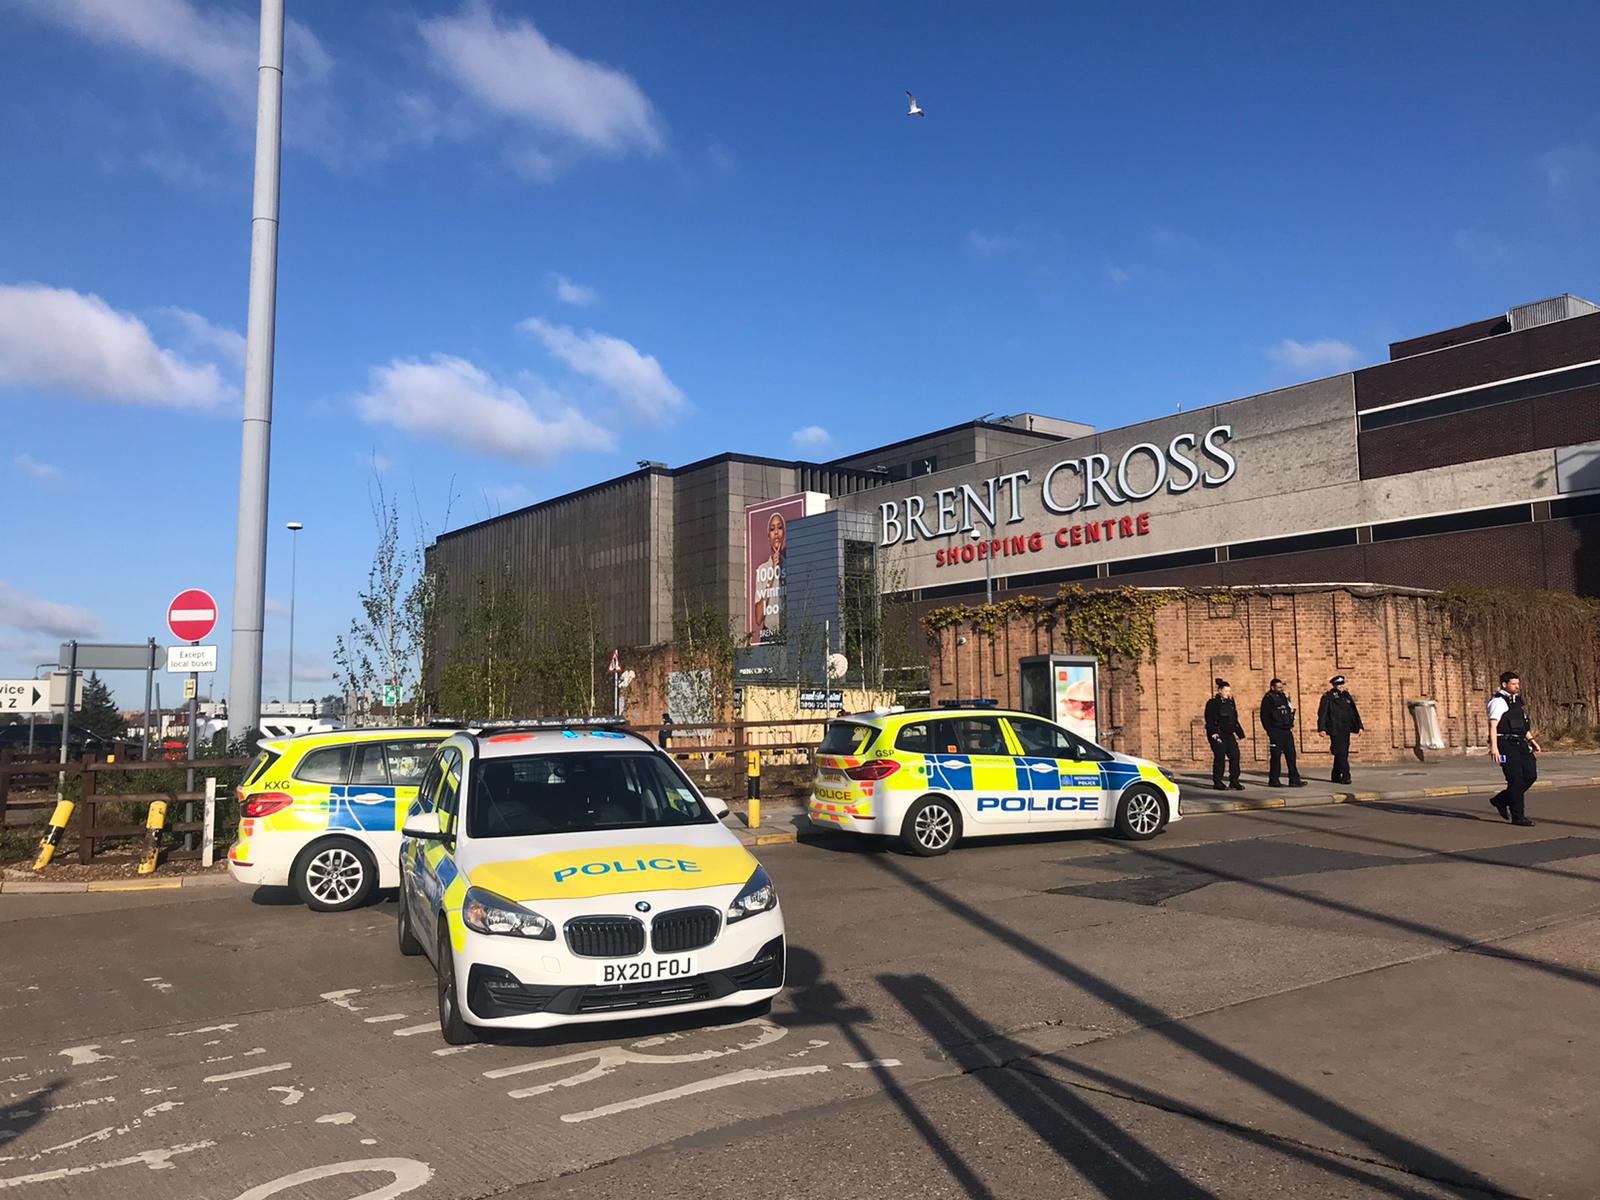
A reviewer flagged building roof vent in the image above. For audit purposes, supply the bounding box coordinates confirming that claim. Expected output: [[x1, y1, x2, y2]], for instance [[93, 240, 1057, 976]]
[[1507, 293, 1600, 333]]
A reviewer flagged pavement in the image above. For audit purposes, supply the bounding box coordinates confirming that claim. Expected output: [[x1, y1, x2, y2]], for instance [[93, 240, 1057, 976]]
[[2, 782, 1599, 1197]]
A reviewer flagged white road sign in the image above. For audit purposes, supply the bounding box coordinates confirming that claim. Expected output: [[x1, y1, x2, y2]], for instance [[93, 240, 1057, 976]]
[[167, 645, 219, 673], [0, 680, 51, 715]]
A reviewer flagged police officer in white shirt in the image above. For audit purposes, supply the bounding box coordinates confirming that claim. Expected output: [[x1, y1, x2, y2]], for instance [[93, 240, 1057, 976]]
[[1487, 671, 1540, 827]]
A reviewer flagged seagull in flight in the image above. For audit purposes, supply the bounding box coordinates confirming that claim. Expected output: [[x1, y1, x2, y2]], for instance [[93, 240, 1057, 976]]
[[906, 91, 925, 117]]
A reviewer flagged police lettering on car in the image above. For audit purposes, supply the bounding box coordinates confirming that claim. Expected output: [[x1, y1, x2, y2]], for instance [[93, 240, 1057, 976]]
[[808, 703, 1180, 856]]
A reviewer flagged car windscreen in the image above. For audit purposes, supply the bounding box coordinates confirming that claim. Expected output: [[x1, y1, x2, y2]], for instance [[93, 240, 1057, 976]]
[[819, 722, 877, 755], [468, 751, 714, 839]]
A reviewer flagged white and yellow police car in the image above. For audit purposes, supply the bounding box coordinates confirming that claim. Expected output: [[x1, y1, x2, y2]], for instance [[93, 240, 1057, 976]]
[[228, 727, 452, 911], [397, 722, 785, 1044], [808, 703, 1181, 855]]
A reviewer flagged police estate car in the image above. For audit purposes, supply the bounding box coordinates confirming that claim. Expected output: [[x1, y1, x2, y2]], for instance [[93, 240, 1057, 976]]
[[808, 704, 1181, 854], [397, 723, 785, 1044], [228, 727, 452, 911]]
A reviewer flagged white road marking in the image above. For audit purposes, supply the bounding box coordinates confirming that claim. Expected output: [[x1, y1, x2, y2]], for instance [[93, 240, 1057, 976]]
[[430, 1045, 481, 1057], [142, 979, 173, 994], [390, 1024, 436, 1038], [166, 1024, 236, 1038], [363, 1014, 409, 1025], [37, 1127, 115, 1156], [267, 1086, 302, 1107], [244, 1048, 267, 1057], [845, 1059, 903, 1069], [319, 989, 366, 1014], [561, 1064, 830, 1124], [202, 1064, 291, 1084], [315, 1113, 355, 1126], [57, 1046, 109, 1066], [141, 1102, 182, 1118], [230, 1157, 431, 1200], [0, 1140, 215, 1189], [360, 1139, 377, 1146], [202, 1056, 234, 1065]]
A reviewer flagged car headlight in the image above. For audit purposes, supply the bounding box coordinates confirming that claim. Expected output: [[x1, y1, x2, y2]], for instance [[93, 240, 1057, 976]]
[[461, 887, 555, 940], [727, 866, 777, 924]]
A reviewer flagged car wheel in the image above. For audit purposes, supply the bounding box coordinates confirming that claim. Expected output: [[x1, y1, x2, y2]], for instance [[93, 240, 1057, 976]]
[[397, 876, 423, 957], [901, 795, 960, 857], [294, 838, 377, 912], [436, 925, 477, 1045], [1115, 786, 1167, 841]]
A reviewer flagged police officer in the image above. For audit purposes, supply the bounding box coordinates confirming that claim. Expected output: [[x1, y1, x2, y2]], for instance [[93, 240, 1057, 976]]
[[1316, 675, 1363, 784], [1487, 671, 1539, 827], [1204, 678, 1246, 791], [1259, 677, 1305, 788]]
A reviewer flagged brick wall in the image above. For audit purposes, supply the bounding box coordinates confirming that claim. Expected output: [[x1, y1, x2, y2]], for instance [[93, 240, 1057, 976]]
[[930, 586, 1493, 773]]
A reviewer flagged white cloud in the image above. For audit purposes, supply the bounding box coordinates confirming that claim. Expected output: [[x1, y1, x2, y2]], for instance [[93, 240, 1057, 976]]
[[790, 425, 831, 452], [519, 318, 685, 422], [966, 230, 1025, 259], [21, 0, 331, 110], [0, 581, 103, 640], [1267, 338, 1363, 375], [1451, 228, 1511, 263], [0, 284, 229, 408], [159, 306, 247, 368], [355, 355, 615, 464], [265, 597, 290, 618], [1541, 139, 1599, 199], [485, 482, 534, 513], [551, 274, 599, 307], [1106, 264, 1132, 286], [13, 454, 62, 482], [420, 1, 663, 158]]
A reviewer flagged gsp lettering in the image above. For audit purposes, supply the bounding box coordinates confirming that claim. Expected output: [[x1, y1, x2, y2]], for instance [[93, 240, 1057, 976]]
[[976, 796, 1100, 813], [554, 858, 702, 884]]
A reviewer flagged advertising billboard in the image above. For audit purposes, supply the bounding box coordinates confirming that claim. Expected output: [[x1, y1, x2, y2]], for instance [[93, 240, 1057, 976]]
[[745, 493, 825, 645], [1019, 654, 1100, 744]]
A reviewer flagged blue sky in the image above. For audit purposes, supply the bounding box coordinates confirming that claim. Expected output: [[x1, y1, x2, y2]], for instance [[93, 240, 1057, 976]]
[[2, 0, 1597, 707]]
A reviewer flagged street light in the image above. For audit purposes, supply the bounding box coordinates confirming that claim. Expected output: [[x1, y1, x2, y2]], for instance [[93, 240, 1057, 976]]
[[286, 521, 303, 702], [969, 528, 993, 605]]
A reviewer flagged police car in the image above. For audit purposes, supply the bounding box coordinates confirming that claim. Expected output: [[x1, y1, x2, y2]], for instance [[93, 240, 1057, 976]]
[[228, 727, 452, 911], [396, 722, 785, 1044], [807, 703, 1181, 855]]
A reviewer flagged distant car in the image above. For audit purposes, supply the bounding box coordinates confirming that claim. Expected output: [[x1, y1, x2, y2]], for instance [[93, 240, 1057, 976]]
[[397, 723, 785, 1044], [807, 704, 1182, 855], [0, 724, 109, 754], [227, 727, 453, 911]]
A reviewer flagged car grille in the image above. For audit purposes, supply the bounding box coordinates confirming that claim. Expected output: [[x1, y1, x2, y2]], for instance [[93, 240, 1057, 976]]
[[650, 906, 720, 953], [565, 916, 645, 958], [575, 976, 713, 1014]]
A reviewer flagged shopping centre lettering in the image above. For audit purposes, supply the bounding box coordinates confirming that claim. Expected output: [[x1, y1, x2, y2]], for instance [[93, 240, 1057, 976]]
[[878, 424, 1237, 547]]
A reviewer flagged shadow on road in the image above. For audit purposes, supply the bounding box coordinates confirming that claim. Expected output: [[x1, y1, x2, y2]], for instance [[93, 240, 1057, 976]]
[[866, 853, 1505, 1198], [0, 1081, 64, 1150]]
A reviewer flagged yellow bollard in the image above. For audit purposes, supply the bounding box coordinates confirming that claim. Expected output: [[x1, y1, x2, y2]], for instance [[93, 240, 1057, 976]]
[[32, 801, 75, 871], [745, 750, 762, 831], [137, 801, 168, 875]]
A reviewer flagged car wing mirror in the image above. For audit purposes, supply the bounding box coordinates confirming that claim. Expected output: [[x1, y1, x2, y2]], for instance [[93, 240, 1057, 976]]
[[705, 797, 731, 820], [401, 811, 449, 841]]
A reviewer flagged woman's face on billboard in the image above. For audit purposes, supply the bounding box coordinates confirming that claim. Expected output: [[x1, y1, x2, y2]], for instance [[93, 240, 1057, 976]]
[[768, 513, 786, 556]]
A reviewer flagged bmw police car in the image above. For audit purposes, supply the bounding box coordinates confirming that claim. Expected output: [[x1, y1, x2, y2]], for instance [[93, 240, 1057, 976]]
[[808, 703, 1181, 855], [397, 723, 785, 1044], [228, 727, 452, 911]]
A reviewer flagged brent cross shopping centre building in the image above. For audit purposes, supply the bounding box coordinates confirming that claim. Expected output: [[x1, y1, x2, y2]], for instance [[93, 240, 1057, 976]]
[[427, 293, 1600, 756]]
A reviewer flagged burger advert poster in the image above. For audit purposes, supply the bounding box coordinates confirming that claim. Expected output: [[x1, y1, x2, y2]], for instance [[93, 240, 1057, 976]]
[[1055, 664, 1099, 742]]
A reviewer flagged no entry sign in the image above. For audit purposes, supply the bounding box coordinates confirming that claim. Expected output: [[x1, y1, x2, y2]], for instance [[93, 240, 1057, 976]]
[[168, 589, 218, 643]]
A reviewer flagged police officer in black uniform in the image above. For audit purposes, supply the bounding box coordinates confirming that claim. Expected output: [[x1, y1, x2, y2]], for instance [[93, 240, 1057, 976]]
[[1259, 677, 1305, 788], [1487, 671, 1540, 827], [1204, 678, 1246, 791], [1316, 675, 1363, 785]]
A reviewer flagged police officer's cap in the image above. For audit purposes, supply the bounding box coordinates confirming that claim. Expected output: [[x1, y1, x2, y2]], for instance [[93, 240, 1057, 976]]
[[1330, 674, 1346, 686]]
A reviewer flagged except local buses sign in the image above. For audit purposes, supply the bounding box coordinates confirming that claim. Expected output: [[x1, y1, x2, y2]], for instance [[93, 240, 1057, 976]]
[[877, 424, 1237, 546]]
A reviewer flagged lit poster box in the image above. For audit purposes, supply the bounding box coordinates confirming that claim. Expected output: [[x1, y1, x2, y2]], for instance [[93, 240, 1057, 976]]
[[1019, 654, 1100, 745]]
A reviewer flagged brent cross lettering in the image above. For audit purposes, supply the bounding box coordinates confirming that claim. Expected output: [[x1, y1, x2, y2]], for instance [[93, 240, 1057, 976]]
[[878, 424, 1237, 546]]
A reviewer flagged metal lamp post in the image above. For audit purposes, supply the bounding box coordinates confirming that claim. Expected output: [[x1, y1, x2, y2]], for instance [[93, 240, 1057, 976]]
[[969, 528, 993, 605], [286, 521, 303, 702]]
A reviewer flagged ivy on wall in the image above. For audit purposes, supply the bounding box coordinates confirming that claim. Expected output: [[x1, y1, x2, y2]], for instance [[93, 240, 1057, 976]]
[[1438, 587, 1600, 735], [922, 585, 1213, 665]]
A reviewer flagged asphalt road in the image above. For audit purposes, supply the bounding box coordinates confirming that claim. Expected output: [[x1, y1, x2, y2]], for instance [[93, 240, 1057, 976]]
[[4, 788, 1600, 1199]]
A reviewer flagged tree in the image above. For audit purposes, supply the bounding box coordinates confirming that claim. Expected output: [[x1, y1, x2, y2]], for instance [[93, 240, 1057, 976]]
[[335, 470, 454, 722], [77, 673, 125, 741]]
